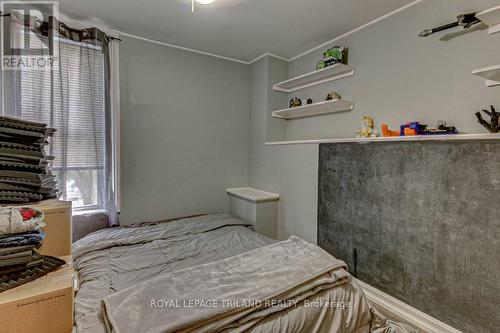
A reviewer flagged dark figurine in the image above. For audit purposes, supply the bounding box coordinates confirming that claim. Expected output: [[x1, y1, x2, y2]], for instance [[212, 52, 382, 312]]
[[289, 97, 302, 108], [476, 105, 500, 133]]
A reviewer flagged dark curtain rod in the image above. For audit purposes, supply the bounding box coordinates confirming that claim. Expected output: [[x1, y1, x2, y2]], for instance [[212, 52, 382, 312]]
[[0, 10, 121, 42]]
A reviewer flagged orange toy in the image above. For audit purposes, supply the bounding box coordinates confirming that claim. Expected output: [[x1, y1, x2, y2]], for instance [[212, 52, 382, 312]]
[[403, 128, 417, 136], [381, 124, 400, 137]]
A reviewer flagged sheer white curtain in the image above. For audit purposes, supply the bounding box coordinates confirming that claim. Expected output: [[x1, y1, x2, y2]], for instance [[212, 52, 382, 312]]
[[7, 15, 119, 225]]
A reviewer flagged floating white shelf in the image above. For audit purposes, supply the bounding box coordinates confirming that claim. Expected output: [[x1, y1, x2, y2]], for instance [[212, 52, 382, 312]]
[[478, 5, 500, 35], [272, 99, 354, 120], [273, 63, 354, 93], [472, 65, 500, 87], [265, 133, 500, 146]]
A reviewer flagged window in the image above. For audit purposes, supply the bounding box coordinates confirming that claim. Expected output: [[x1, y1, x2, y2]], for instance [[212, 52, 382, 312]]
[[15, 38, 107, 211], [7, 14, 120, 222]]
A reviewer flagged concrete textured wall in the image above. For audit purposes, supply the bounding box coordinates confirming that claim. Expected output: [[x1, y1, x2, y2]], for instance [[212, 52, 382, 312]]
[[318, 141, 500, 333], [119, 36, 250, 225]]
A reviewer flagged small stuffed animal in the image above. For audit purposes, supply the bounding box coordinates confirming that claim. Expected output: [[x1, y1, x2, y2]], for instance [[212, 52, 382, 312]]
[[356, 116, 380, 138], [289, 97, 302, 108], [326, 91, 341, 101], [323, 46, 345, 61]]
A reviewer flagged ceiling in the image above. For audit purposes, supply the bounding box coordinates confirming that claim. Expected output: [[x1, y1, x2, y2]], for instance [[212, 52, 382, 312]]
[[59, 0, 417, 62]]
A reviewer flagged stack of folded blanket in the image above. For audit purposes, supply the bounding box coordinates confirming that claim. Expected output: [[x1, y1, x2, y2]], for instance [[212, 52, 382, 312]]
[[0, 116, 58, 203], [0, 207, 65, 293]]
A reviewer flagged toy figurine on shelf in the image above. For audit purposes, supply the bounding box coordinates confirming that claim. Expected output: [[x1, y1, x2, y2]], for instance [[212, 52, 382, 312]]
[[424, 121, 458, 135], [289, 97, 302, 108], [356, 116, 380, 138], [400, 122, 426, 136], [476, 105, 500, 133], [316, 46, 347, 70], [326, 91, 341, 101], [382, 121, 459, 136], [381, 124, 400, 137]]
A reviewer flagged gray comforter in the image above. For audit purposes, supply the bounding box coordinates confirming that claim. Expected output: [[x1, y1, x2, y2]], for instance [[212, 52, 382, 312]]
[[73, 214, 372, 333]]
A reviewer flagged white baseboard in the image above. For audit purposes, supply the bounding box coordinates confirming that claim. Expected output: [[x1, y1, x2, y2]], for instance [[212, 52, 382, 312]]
[[356, 279, 463, 333]]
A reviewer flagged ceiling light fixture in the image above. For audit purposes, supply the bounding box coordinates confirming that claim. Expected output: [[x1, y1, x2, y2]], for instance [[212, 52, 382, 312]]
[[192, 0, 215, 12]]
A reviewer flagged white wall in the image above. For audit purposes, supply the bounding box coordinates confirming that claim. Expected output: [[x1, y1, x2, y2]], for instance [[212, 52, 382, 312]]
[[249, 57, 319, 243], [119, 36, 250, 225], [249, 0, 500, 243]]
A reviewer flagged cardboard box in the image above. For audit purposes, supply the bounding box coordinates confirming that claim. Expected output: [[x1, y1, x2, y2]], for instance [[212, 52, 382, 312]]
[[0, 257, 74, 333], [1, 200, 73, 257], [33, 200, 73, 257]]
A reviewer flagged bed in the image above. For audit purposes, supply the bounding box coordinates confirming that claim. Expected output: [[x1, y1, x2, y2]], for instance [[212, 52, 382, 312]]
[[72, 214, 373, 333]]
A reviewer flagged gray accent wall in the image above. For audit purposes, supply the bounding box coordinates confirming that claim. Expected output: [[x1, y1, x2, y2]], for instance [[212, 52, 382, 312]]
[[318, 141, 500, 333], [119, 36, 250, 225]]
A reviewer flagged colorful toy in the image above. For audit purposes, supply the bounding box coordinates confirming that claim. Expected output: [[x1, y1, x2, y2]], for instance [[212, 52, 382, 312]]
[[356, 116, 380, 138], [382, 121, 458, 137], [316, 46, 347, 70], [323, 46, 345, 61], [326, 91, 341, 101], [316, 58, 340, 70], [289, 97, 302, 108], [316, 60, 327, 70], [381, 124, 400, 137], [404, 128, 418, 136], [476, 105, 500, 133], [400, 122, 426, 136], [424, 121, 458, 135]]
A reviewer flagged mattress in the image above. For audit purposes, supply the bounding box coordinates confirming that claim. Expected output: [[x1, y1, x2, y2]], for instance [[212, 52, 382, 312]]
[[72, 214, 372, 333]]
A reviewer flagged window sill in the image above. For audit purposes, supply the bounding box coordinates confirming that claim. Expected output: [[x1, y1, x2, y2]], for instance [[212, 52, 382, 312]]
[[72, 209, 110, 242], [72, 208, 107, 217]]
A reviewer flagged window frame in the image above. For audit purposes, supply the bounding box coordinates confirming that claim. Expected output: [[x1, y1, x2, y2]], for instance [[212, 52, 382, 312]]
[[109, 37, 121, 213], [56, 15, 122, 213], [1, 17, 121, 214], [53, 37, 107, 211]]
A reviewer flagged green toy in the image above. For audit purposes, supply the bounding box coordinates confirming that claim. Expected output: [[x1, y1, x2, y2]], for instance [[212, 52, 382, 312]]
[[315, 46, 347, 71], [323, 46, 344, 61], [316, 60, 326, 70]]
